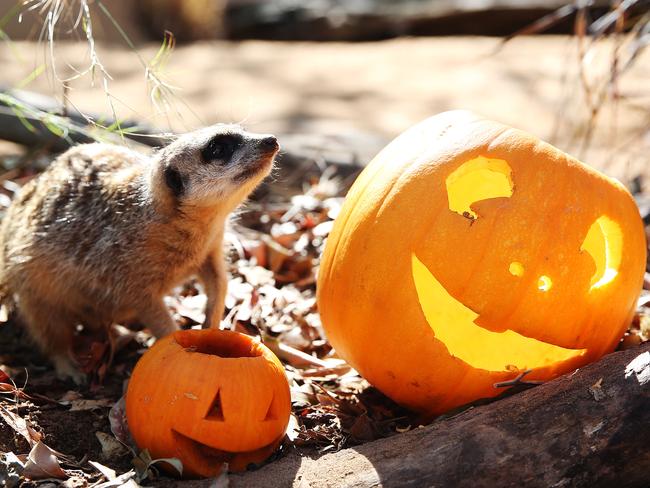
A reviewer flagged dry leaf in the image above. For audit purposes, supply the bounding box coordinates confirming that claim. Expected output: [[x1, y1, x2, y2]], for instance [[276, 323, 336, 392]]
[[0, 451, 24, 488], [285, 413, 301, 441], [69, 398, 114, 411], [109, 396, 133, 449], [0, 406, 42, 446], [94, 470, 137, 488], [588, 378, 606, 401], [89, 460, 116, 481], [22, 441, 67, 480], [96, 432, 129, 460]]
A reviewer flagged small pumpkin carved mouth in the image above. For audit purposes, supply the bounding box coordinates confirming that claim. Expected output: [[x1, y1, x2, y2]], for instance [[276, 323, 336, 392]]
[[170, 429, 284, 476], [172, 428, 234, 465]]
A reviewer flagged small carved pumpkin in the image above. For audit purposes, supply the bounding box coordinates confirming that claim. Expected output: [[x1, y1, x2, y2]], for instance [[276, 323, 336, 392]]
[[318, 111, 646, 416], [126, 329, 291, 478]]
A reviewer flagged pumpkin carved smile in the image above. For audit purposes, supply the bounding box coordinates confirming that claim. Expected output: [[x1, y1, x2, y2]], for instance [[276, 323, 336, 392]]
[[411, 252, 587, 372]]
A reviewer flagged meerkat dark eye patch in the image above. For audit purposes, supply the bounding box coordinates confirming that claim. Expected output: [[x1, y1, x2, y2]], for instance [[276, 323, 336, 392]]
[[202, 134, 243, 164], [164, 166, 184, 197]]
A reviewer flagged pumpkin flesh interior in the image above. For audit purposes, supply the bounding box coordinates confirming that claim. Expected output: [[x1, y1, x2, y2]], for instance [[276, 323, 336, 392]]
[[173, 329, 264, 359]]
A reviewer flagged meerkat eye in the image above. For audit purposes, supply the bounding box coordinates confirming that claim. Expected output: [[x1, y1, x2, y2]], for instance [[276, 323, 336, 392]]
[[202, 134, 242, 163]]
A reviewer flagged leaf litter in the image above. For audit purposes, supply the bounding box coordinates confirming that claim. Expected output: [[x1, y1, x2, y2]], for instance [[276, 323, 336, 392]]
[[0, 144, 648, 486]]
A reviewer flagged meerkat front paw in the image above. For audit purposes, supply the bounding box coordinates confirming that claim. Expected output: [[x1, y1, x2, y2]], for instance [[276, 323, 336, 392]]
[[52, 354, 87, 385], [138, 300, 178, 339]]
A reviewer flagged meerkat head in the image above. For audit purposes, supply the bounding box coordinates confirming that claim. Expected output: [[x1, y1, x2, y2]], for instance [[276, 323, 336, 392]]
[[154, 124, 279, 210]]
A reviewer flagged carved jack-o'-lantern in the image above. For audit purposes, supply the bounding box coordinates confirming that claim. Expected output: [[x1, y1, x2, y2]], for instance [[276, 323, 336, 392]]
[[318, 111, 646, 416], [126, 329, 291, 478]]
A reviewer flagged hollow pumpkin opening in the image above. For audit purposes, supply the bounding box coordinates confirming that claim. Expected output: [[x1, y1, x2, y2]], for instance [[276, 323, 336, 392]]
[[173, 329, 264, 359]]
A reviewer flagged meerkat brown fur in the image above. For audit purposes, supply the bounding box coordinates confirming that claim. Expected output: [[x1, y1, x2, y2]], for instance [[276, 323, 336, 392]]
[[0, 124, 279, 382]]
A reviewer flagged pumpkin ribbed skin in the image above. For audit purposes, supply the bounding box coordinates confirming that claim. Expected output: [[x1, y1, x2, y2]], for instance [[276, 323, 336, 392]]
[[317, 111, 646, 416], [126, 329, 290, 479]]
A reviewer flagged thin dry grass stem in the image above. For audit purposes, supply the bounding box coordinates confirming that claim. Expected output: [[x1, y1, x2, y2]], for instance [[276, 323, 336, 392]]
[[145, 31, 185, 127], [22, 0, 124, 139], [95, 1, 203, 127], [503, 0, 649, 174], [10, 0, 201, 142], [0, 92, 79, 143], [574, 1, 649, 159]]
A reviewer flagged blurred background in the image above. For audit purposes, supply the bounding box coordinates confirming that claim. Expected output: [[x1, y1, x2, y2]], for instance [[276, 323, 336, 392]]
[[0, 0, 648, 185]]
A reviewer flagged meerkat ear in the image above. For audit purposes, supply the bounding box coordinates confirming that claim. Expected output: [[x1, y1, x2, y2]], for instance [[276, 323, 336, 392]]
[[164, 166, 184, 197]]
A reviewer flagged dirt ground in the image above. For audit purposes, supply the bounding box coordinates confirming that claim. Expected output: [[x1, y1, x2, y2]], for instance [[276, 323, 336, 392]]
[[1, 36, 649, 183]]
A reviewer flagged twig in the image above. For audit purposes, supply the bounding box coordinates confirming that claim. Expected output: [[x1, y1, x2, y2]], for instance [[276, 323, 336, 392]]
[[493, 369, 543, 388]]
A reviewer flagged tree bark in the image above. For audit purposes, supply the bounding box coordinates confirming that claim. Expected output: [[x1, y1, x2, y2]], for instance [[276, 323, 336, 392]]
[[222, 344, 650, 488]]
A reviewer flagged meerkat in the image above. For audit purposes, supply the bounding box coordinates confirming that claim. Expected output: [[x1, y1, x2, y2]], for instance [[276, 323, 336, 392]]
[[0, 124, 279, 383]]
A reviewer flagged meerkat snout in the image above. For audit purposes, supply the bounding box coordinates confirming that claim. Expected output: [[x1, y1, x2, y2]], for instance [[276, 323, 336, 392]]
[[0, 123, 279, 382]]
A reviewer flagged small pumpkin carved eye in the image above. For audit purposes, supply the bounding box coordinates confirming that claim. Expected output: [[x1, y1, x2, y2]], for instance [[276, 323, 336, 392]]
[[205, 391, 224, 421]]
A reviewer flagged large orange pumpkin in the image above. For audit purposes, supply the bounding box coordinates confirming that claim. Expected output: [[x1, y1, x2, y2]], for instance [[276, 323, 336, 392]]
[[126, 329, 291, 478], [317, 110, 646, 416]]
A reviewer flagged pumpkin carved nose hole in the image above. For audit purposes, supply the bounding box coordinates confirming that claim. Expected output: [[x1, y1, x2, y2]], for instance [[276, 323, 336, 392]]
[[537, 275, 552, 292], [445, 156, 514, 219], [580, 215, 623, 290], [205, 391, 225, 421], [509, 262, 525, 277]]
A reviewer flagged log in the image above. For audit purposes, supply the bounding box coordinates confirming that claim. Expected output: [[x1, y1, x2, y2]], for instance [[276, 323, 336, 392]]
[[0, 88, 167, 150], [0, 90, 370, 192], [225, 0, 616, 41], [166, 344, 650, 487]]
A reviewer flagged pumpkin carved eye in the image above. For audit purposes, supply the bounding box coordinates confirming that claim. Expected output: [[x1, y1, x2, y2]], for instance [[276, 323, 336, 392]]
[[205, 391, 224, 421], [580, 215, 622, 289], [445, 156, 513, 220]]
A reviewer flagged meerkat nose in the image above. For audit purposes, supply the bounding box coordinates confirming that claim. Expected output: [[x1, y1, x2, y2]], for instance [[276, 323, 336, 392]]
[[260, 136, 279, 152]]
